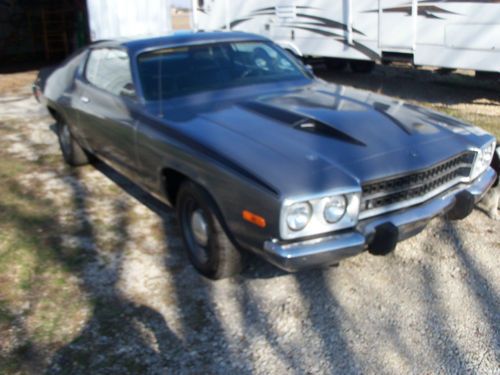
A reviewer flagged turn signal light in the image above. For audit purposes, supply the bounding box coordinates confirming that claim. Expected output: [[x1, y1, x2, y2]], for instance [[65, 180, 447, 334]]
[[242, 210, 266, 228]]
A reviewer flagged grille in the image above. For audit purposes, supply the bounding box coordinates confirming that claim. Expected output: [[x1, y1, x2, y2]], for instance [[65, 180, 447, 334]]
[[361, 151, 476, 216]]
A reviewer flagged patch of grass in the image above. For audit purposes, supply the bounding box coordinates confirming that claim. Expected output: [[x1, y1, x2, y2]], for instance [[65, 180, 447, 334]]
[[0, 151, 92, 371], [0, 358, 23, 375], [35, 153, 60, 166], [0, 71, 37, 95], [0, 118, 26, 130], [0, 301, 15, 324], [0, 156, 29, 180], [423, 104, 500, 139]]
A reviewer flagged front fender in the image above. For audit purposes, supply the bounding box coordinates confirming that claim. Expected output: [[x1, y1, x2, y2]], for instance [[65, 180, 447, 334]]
[[135, 114, 282, 251]]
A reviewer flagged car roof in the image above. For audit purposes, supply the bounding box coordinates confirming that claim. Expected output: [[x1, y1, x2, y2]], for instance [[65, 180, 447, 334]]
[[91, 31, 270, 55]]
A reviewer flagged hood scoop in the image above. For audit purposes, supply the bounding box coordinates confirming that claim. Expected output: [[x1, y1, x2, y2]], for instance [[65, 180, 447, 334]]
[[295, 119, 366, 146], [240, 101, 365, 146]]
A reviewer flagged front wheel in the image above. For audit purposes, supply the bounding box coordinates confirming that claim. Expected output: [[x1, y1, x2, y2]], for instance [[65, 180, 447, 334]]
[[176, 181, 244, 279], [56, 120, 90, 166]]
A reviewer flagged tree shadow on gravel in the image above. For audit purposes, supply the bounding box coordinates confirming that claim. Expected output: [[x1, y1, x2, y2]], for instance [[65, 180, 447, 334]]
[[67, 160, 310, 373], [294, 271, 363, 373], [48, 160, 254, 373], [30, 156, 498, 374], [58, 160, 362, 373], [44, 169, 185, 374], [98, 160, 255, 372], [442, 221, 500, 363], [419, 265, 470, 371]]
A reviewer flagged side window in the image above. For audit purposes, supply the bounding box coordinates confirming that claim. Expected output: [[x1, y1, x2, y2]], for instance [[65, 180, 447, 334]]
[[85, 49, 106, 86], [85, 48, 134, 96]]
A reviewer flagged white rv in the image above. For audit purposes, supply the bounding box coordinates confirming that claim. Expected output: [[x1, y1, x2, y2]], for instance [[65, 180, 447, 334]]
[[86, 0, 172, 41], [192, 0, 500, 74]]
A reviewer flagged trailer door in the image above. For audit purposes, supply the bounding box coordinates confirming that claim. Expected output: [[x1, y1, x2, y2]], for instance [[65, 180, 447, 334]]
[[378, 0, 417, 52]]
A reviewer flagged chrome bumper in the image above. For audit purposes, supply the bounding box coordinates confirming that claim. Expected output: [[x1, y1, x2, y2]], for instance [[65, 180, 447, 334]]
[[262, 167, 497, 272]]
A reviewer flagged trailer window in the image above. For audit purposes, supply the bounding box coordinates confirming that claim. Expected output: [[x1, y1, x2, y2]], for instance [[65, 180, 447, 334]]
[[137, 41, 309, 101]]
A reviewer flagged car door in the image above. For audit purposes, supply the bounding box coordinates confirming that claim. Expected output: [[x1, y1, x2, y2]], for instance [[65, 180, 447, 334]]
[[74, 47, 139, 176]]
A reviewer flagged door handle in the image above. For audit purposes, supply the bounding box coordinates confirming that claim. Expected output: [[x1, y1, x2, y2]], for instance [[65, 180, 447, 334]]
[[80, 96, 90, 103]]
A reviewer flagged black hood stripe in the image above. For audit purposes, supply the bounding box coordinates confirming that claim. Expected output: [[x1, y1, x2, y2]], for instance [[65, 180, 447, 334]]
[[240, 101, 366, 147], [137, 111, 279, 196]]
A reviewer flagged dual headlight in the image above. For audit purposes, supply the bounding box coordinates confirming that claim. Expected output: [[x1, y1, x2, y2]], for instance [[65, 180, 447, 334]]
[[470, 140, 496, 181], [281, 192, 360, 240]]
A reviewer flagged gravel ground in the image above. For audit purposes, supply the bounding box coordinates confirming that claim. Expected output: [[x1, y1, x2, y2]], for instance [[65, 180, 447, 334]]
[[0, 69, 499, 374]]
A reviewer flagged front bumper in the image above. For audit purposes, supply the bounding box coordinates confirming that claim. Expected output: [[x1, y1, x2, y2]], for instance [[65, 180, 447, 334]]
[[262, 167, 497, 272]]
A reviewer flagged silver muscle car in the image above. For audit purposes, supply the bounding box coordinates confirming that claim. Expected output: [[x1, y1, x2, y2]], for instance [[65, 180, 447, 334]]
[[34, 31, 497, 279]]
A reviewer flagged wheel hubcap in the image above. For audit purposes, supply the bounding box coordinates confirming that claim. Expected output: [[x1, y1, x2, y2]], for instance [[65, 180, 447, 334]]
[[190, 209, 209, 247]]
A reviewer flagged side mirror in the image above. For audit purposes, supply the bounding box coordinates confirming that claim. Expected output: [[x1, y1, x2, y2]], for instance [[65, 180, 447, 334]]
[[120, 82, 137, 99]]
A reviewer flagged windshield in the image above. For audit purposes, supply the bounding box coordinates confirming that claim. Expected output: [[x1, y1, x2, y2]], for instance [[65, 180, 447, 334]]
[[137, 41, 309, 100]]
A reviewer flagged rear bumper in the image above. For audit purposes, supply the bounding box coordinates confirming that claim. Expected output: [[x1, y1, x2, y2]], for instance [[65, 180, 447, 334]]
[[262, 167, 496, 272]]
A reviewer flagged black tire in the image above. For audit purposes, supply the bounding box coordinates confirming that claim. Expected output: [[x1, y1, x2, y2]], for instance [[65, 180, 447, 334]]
[[324, 58, 347, 71], [349, 60, 375, 73], [176, 181, 244, 279], [56, 120, 90, 166]]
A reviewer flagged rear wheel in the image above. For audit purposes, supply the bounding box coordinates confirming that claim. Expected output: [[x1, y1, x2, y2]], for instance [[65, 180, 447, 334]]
[[350, 60, 375, 73], [56, 120, 90, 166], [176, 181, 244, 279]]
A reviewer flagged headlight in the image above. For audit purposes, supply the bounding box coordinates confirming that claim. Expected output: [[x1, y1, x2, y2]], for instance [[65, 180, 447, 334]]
[[471, 140, 496, 180], [481, 142, 495, 164], [323, 196, 347, 223], [286, 202, 312, 231], [280, 191, 361, 240]]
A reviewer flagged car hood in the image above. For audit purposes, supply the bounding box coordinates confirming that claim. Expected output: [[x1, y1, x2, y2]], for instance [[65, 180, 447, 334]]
[[151, 80, 492, 197]]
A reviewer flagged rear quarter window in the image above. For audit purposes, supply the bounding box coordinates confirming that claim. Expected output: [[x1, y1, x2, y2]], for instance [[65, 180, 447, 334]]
[[85, 48, 133, 96]]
